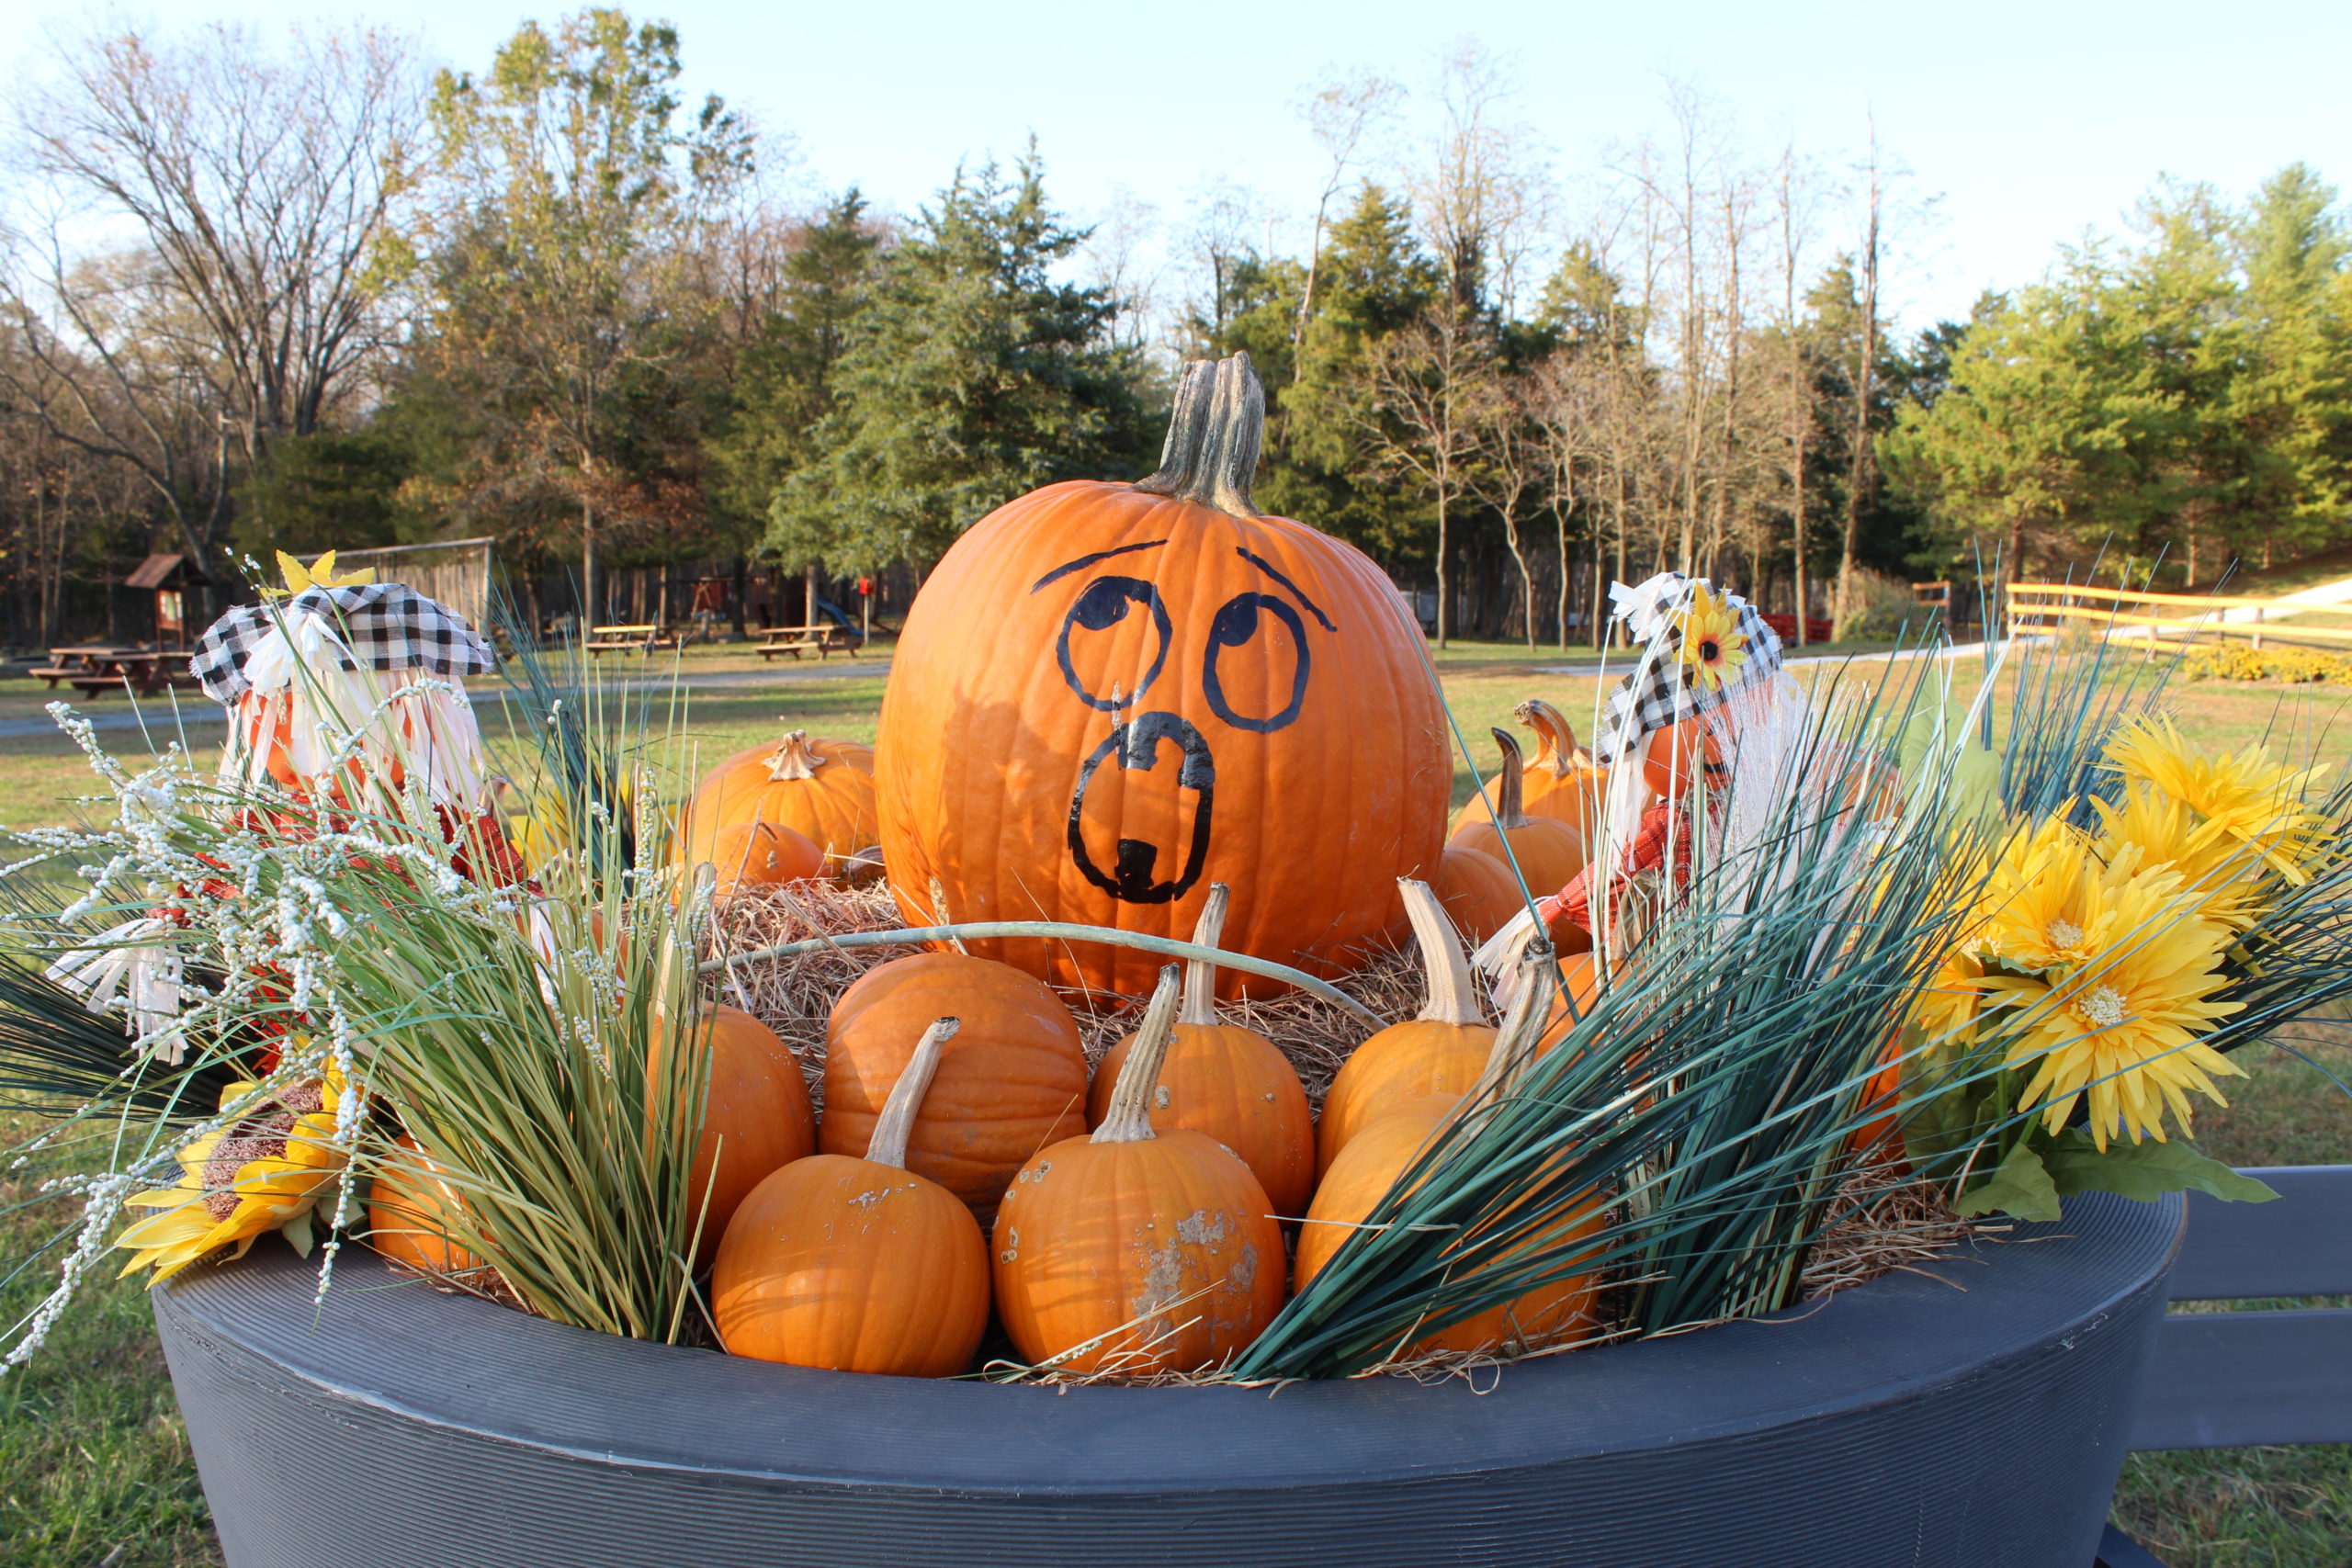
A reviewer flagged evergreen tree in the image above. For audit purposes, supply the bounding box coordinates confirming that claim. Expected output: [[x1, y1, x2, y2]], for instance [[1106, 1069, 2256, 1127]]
[[772, 151, 1146, 570]]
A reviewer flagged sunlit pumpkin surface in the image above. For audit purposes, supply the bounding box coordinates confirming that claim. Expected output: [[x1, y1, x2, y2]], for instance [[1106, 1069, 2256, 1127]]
[[876, 475, 1450, 997]]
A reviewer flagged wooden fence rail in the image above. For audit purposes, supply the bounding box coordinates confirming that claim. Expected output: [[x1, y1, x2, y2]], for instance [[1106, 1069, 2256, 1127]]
[[2006, 581, 2352, 650]]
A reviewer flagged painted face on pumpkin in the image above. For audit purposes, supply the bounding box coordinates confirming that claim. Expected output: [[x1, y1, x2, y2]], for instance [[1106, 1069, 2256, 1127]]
[[1030, 540, 1335, 906]]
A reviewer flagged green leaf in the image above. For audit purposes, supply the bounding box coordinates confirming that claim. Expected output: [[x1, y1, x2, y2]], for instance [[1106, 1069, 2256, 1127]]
[[2041, 1131, 2280, 1205], [1956, 1139, 2064, 1222]]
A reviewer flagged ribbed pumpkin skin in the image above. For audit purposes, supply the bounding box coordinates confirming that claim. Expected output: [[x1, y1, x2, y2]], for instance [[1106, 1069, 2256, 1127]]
[[713, 1154, 989, 1377], [873, 481, 1449, 997], [993, 1130, 1285, 1374], [1448, 816, 1586, 902], [1429, 846, 1524, 943], [693, 1007, 819, 1259], [1088, 1022, 1315, 1216], [1316, 1021, 1498, 1178], [707, 821, 825, 898], [1534, 956, 1607, 1055], [1297, 1103, 1602, 1356], [367, 1136, 481, 1277], [686, 734, 877, 875], [1448, 706, 1598, 839], [821, 954, 1089, 1218]]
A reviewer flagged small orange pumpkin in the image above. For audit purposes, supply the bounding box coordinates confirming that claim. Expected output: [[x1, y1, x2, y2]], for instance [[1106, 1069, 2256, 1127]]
[[707, 821, 826, 899], [684, 1006, 819, 1259], [367, 1135, 482, 1278], [995, 966, 1286, 1374], [1317, 879, 1496, 1177], [686, 730, 878, 878], [1428, 845, 1524, 945], [715, 1017, 990, 1376], [1088, 884, 1314, 1216], [1449, 728, 1587, 897], [821, 952, 1090, 1220], [873, 353, 1450, 998]]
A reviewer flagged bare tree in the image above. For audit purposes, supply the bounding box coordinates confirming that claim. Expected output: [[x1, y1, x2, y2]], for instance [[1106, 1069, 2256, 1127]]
[[0, 23, 423, 577], [1836, 118, 1883, 625], [1352, 308, 1495, 647], [1468, 378, 1548, 648], [1413, 42, 1544, 318], [1770, 144, 1828, 642], [1291, 70, 1402, 382]]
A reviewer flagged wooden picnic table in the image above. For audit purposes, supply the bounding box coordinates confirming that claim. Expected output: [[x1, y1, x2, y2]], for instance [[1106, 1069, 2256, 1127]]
[[754, 624, 863, 661], [29, 646, 198, 699], [583, 624, 683, 657]]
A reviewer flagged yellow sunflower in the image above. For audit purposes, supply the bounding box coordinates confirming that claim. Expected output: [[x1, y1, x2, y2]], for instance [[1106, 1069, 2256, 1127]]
[[1979, 867, 2245, 1150], [2106, 716, 2331, 885], [116, 1069, 355, 1280], [1676, 585, 1747, 693], [2092, 780, 2267, 931]]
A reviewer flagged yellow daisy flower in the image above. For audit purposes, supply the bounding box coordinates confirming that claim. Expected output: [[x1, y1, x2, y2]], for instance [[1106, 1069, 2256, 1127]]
[[2106, 716, 2330, 885], [1676, 585, 1748, 693], [1975, 813, 2109, 973], [116, 1070, 355, 1280], [1980, 868, 2245, 1150], [2092, 781, 2267, 931]]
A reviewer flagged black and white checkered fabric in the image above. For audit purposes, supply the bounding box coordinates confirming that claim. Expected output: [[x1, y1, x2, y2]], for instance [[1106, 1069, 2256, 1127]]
[[191, 582, 498, 705], [1591, 572, 1784, 762]]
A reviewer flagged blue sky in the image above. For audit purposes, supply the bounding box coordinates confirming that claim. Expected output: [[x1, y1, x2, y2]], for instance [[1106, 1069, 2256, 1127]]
[[9, 0, 2347, 332]]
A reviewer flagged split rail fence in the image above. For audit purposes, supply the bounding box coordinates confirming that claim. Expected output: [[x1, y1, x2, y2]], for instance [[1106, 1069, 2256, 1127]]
[[2007, 581, 2352, 651]]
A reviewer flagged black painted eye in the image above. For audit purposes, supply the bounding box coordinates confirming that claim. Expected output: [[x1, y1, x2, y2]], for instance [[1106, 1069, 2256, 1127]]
[[1201, 592, 1310, 733], [1055, 576, 1171, 712]]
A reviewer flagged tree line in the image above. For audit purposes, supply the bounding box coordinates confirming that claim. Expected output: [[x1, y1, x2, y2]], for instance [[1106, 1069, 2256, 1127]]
[[3, 11, 2348, 652]]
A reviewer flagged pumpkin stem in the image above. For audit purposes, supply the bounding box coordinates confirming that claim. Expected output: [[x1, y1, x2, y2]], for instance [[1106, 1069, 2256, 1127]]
[[1488, 728, 1533, 830], [763, 729, 824, 782], [1178, 883, 1230, 1028], [1092, 965, 1182, 1145], [1398, 878, 1481, 1027], [1512, 700, 1585, 776], [1464, 948, 1560, 1104], [1134, 353, 1262, 518], [865, 1017, 960, 1169]]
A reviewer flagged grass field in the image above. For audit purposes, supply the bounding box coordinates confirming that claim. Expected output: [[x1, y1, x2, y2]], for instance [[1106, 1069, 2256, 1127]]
[[0, 635, 2346, 1566]]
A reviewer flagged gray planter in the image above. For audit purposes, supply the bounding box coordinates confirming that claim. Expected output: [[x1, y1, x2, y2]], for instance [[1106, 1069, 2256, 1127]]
[[153, 1190, 2179, 1568]]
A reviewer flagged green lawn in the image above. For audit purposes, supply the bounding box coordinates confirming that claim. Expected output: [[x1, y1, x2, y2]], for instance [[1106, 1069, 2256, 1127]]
[[0, 638, 2347, 1565]]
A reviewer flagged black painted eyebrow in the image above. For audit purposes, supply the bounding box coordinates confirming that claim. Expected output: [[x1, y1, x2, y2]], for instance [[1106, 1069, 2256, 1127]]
[[1030, 539, 1170, 592], [1234, 547, 1337, 631]]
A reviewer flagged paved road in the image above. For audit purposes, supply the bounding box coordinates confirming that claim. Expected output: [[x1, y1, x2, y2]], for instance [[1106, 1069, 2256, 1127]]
[[0, 658, 894, 741]]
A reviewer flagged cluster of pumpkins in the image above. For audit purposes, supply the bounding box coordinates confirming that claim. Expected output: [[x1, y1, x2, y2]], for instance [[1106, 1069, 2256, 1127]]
[[693, 874, 1601, 1381]]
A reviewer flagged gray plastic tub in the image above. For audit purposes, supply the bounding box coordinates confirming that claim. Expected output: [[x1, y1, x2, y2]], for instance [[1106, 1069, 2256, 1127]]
[[153, 1190, 2179, 1567]]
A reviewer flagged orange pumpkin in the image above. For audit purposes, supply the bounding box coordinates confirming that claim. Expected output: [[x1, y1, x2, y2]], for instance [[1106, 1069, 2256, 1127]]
[[707, 821, 825, 899], [367, 1136, 482, 1278], [995, 967, 1286, 1374], [685, 1006, 819, 1259], [1318, 879, 1497, 1177], [821, 953, 1090, 1220], [1846, 1032, 1907, 1163], [872, 353, 1449, 998], [715, 1017, 990, 1376], [1449, 729, 1587, 897], [1449, 699, 1599, 840], [1088, 884, 1314, 1216], [685, 730, 878, 878], [1427, 845, 1524, 945]]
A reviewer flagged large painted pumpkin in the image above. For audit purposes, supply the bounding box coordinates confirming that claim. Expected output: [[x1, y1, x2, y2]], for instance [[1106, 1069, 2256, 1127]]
[[873, 353, 1449, 996]]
